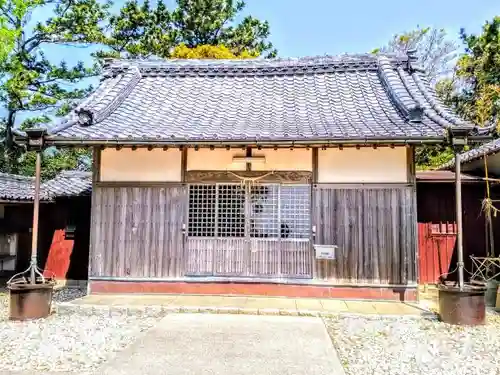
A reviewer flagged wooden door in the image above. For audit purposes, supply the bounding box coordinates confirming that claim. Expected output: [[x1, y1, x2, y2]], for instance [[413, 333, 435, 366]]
[[185, 183, 312, 278]]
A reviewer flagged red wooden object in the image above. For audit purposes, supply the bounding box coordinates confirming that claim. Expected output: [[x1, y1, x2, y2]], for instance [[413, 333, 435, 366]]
[[418, 222, 457, 284], [43, 229, 75, 279], [90, 281, 418, 301]]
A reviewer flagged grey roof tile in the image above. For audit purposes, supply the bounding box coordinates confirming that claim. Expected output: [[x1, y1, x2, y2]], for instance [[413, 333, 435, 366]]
[[40, 171, 92, 198], [0, 173, 36, 201], [440, 138, 500, 169], [0, 171, 92, 201], [417, 170, 482, 181], [41, 54, 481, 144]]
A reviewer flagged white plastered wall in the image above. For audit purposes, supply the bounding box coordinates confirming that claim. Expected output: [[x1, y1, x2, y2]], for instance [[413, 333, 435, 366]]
[[100, 148, 182, 182], [187, 148, 313, 171], [187, 148, 247, 171], [318, 147, 408, 183], [252, 149, 312, 171]]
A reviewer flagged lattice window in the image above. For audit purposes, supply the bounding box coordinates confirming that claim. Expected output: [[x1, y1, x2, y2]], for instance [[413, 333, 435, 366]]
[[217, 185, 246, 238], [188, 185, 216, 237], [188, 183, 310, 239], [279, 185, 310, 239], [250, 185, 280, 238]]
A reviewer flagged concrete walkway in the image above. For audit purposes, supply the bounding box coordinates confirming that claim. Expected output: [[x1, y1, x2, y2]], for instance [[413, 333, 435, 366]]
[[63, 294, 429, 317], [2, 314, 346, 375], [95, 314, 345, 375]]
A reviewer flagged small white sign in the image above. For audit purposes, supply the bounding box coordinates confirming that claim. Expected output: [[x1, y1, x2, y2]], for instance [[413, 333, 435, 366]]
[[314, 244, 337, 260]]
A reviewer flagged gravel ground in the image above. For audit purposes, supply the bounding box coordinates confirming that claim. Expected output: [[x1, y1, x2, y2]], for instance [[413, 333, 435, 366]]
[[53, 286, 88, 303], [0, 288, 160, 374], [325, 314, 500, 375]]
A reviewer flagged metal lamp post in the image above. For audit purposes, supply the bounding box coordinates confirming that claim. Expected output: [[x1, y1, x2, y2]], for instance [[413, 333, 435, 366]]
[[30, 151, 42, 284], [438, 129, 488, 326], [454, 150, 465, 291], [6, 128, 54, 321]]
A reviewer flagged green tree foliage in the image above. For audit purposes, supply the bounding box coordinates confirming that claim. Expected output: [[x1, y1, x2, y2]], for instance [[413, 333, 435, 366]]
[[454, 16, 500, 125], [0, 0, 111, 175], [1, 0, 274, 178], [171, 43, 257, 59], [98, 0, 276, 59], [422, 17, 500, 169], [18, 148, 90, 180], [373, 26, 458, 82], [0, 0, 16, 63]]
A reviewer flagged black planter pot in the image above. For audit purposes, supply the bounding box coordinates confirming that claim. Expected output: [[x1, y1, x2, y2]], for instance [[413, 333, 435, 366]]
[[438, 282, 486, 326], [8, 280, 55, 321]]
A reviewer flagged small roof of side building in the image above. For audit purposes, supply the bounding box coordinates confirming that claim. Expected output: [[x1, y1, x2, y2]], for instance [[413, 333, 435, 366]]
[[0, 171, 92, 202], [416, 170, 483, 182], [440, 138, 500, 169], [40, 170, 92, 198], [0, 173, 37, 202], [14, 52, 489, 147]]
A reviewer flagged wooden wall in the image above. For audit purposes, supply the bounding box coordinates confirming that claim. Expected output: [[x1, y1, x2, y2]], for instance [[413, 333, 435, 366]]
[[89, 185, 187, 278], [312, 185, 417, 285], [417, 182, 500, 283], [90, 183, 418, 285], [89, 147, 417, 286]]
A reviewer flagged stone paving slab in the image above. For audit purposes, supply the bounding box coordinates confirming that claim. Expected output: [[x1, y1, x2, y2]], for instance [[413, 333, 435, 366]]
[[344, 300, 378, 314], [320, 299, 350, 312], [92, 314, 346, 375], [57, 294, 432, 318]]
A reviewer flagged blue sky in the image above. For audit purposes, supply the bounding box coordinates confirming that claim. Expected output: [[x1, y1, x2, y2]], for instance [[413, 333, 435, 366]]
[[54, 0, 500, 66], [243, 0, 499, 56]]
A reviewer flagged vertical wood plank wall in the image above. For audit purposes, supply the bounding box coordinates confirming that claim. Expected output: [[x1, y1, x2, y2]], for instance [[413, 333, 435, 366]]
[[89, 185, 187, 278], [312, 185, 417, 285]]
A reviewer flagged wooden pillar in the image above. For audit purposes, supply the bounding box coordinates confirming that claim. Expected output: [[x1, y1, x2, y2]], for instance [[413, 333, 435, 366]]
[[455, 151, 464, 290], [30, 151, 42, 283], [24, 128, 47, 284]]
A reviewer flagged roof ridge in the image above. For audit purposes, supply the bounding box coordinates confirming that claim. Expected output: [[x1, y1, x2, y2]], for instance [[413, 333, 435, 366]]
[[57, 170, 92, 178], [77, 66, 142, 127], [395, 66, 451, 129], [377, 56, 421, 122], [102, 54, 410, 78], [46, 76, 118, 135], [104, 53, 408, 65], [48, 67, 142, 132], [0, 172, 35, 181], [410, 72, 471, 127]]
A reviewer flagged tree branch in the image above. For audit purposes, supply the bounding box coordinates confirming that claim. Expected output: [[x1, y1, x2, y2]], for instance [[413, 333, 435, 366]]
[[23, 34, 45, 53], [0, 5, 16, 25]]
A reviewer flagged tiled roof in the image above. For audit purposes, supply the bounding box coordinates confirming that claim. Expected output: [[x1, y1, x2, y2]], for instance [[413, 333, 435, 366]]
[[440, 138, 500, 169], [0, 173, 36, 201], [0, 171, 91, 202], [23, 53, 485, 145], [416, 170, 481, 181], [40, 171, 92, 198]]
